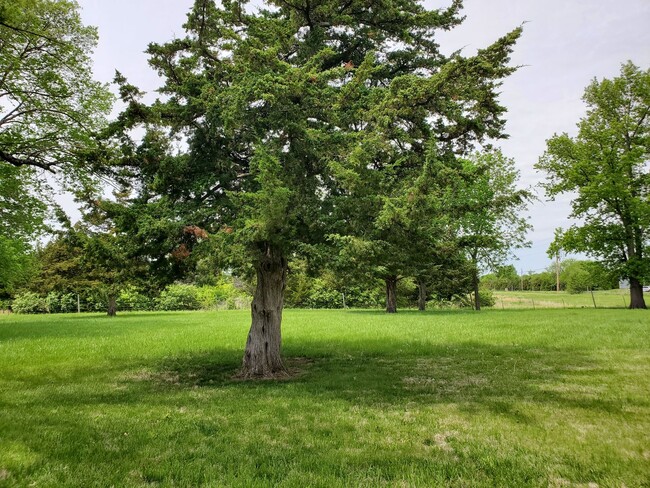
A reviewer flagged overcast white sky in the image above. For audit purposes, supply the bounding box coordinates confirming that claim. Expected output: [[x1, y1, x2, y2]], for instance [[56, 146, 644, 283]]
[[74, 0, 650, 273]]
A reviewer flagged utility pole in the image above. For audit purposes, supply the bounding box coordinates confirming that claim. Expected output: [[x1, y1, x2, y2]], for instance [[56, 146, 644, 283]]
[[556, 252, 561, 292], [520, 268, 524, 291]]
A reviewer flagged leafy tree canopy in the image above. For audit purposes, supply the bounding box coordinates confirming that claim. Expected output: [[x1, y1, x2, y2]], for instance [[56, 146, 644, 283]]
[[537, 62, 650, 308], [0, 0, 112, 175]]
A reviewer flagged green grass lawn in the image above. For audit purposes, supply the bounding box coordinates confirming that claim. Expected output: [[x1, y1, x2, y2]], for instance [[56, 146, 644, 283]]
[[1, 309, 649, 487], [492, 289, 636, 309]]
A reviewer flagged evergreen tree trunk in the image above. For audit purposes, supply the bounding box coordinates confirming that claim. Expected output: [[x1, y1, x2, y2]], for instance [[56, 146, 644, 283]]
[[629, 276, 647, 309], [385, 276, 398, 313], [240, 245, 288, 378], [107, 294, 117, 317], [473, 271, 481, 311], [417, 279, 427, 311]]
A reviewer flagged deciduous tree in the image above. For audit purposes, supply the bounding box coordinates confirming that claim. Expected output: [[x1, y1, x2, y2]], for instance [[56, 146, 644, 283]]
[[456, 150, 532, 310], [0, 0, 112, 174], [537, 62, 650, 309]]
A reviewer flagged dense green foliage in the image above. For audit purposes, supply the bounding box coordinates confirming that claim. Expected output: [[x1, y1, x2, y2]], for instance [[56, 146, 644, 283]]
[[1, 309, 649, 486], [0, 161, 50, 295], [0, 0, 112, 174], [537, 62, 650, 308], [456, 151, 531, 307], [0, 0, 112, 293]]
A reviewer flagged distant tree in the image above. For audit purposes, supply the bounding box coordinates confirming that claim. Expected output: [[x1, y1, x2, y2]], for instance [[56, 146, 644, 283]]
[[457, 150, 532, 310], [560, 259, 618, 293], [537, 62, 650, 309], [31, 212, 151, 316], [30, 226, 88, 296]]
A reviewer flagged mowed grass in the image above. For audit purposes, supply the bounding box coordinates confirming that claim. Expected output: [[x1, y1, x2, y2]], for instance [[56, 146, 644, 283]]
[[492, 289, 636, 309], [0, 309, 649, 487]]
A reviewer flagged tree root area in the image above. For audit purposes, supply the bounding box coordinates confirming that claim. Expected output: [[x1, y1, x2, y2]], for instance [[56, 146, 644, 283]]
[[234, 357, 314, 381]]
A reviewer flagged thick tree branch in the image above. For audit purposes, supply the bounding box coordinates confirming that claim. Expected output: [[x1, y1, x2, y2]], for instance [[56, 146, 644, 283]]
[[0, 148, 57, 172]]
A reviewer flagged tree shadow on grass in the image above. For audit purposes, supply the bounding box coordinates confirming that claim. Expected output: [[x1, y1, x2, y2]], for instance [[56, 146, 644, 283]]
[[148, 339, 636, 424], [3, 338, 645, 488]]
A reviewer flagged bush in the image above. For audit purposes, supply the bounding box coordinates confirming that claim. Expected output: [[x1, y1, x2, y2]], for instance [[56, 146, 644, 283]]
[[118, 286, 153, 311], [426, 290, 495, 310], [0, 298, 12, 311], [83, 292, 108, 312], [195, 282, 251, 310], [45, 292, 78, 313], [156, 284, 200, 311], [426, 296, 465, 309], [305, 279, 343, 308], [12, 292, 48, 314], [565, 266, 591, 294], [478, 289, 496, 307]]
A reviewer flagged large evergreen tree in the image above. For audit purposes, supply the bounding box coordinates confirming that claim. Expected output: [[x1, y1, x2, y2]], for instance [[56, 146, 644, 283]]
[[113, 0, 522, 377]]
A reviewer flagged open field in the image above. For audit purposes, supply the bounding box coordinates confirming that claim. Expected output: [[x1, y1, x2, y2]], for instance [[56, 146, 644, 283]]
[[492, 289, 636, 309], [1, 309, 649, 487]]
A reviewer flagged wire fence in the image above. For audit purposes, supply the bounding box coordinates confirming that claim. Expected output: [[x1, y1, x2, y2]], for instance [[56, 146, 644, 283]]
[[491, 290, 636, 310]]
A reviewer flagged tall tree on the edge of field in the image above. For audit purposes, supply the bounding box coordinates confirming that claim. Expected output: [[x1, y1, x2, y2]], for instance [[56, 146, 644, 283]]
[[537, 62, 650, 309], [456, 150, 532, 310], [0, 0, 112, 288], [114, 0, 522, 376]]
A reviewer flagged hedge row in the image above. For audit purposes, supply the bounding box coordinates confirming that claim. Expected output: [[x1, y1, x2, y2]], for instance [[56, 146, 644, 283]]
[[8, 283, 251, 314]]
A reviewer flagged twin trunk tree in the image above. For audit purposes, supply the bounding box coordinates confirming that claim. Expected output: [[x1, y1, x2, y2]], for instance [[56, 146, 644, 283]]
[[385, 276, 398, 314]]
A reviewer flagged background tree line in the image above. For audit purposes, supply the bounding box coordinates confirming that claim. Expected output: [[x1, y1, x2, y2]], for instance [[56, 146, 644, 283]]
[[481, 260, 619, 294]]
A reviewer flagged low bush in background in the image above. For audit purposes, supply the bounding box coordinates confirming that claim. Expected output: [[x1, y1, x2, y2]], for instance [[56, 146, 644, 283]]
[[155, 284, 201, 311], [45, 292, 78, 313], [12, 292, 48, 314], [118, 286, 153, 311]]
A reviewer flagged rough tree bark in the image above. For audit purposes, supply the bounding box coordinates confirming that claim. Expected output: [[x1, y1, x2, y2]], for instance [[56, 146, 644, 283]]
[[240, 244, 288, 378], [628, 276, 647, 309], [107, 294, 117, 317], [385, 276, 398, 313], [417, 278, 427, 311]]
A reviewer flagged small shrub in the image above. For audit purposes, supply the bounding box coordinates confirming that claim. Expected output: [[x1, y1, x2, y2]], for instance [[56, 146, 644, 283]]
[[45, 292, 78, 313], [156, 284, 200, 311], [0, 298, 12, 311], [84, 292, 110, 312], [12, 292, 48, 314], [426, 291, 494, 310], [118, 286, 153, 311], [478, 289, 496, 307], [305, 279, 343, 308], [198, 281, 251, 310]]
